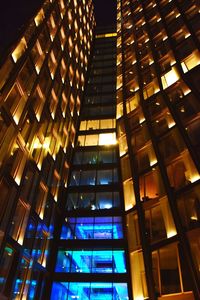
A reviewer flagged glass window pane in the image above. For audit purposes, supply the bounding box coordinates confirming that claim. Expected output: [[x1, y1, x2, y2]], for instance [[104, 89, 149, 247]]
[[97, 170, 112, 185], [159, 244, 181, 295], [80, 170, 96, 186]]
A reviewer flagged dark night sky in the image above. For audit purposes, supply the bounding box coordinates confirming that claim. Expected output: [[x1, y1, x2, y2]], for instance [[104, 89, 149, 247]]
[[0, 0, 116, 54], [0, 0, 43, 53], [93, 0, 116, 26]]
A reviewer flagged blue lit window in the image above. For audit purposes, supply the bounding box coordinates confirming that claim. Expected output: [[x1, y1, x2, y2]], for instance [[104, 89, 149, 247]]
[[55, 249, 126, 273], [69, 169, 118, 187], [66, 191, 121, 211], [60, 216, 123, 240], [51, 282, 129, 300]]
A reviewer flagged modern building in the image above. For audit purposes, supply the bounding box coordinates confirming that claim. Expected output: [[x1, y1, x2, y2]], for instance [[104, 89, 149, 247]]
[[0, 0, 95, 298], [0, 0, 200, 299]]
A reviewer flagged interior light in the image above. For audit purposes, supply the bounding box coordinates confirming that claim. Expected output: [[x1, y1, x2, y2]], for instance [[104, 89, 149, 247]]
[[190, 175, 200, 183], [99, 133, 117, 146], [167, 230, 177, 238]]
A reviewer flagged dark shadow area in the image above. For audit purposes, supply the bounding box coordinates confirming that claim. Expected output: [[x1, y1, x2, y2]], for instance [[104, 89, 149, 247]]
[[0, 0, 43, 55], [93, 0, 116, 27]]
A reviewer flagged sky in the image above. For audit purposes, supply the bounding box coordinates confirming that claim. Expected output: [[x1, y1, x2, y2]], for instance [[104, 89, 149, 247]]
[[0, 0, 43, 53], [0, 0, 116, 54], [93, 0, 116, 26]]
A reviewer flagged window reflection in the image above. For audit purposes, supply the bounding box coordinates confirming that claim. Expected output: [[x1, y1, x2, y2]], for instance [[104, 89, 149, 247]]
[[70, 168, 118, 187], [60, 216, 123, 240], [56, 249, 126, 273], [51, 282, 129, 300], [66, 191, 120, 211]]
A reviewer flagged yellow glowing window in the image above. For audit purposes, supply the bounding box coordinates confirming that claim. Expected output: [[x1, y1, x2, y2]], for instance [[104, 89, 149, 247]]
[[161, 66, 180, 89], [99, 133, 117, 145], [181, 50, 200, 73], [34, 9, 45, 26], [12, 38, 27, 63], [96, 33, 117, 39]]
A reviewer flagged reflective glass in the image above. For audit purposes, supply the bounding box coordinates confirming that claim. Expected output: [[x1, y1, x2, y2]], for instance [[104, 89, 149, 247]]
[[60, 216, 123, 240], [51, 282, 129, 300], [66, 192, 121, 211], [55, 250, 126, 273]]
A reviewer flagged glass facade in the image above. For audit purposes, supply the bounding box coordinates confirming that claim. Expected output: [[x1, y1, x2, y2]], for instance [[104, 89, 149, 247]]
[[0, 0, 200, 299], [51, 24, 131, 299], [117, 0, 200, 299], [51, 282, 129, 300], [0, 0, 95, 298], [55, 249, 126, 273], [60, 216, 123, 240]]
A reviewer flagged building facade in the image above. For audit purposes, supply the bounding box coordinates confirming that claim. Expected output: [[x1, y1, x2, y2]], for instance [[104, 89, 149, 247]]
[[0, 0, 200, 299], [49, 25, 132, 300], [117, 0, 200, 299], [0, 0, 94, 298]]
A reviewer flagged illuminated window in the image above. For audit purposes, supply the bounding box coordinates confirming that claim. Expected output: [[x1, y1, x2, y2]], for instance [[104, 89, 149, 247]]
[[123, 179, 136, 210], [181, 50, 200, 73], [130, 251, 148, 300], [34, 8, 45, 26], [96, 32, 117, 38], [9, 199, 30, 245], [66, 191, 120, 211], [51, 282, 128, 300], [12, 38, 27, 63], [78, 133, 117, 147], [161, 66, 180, 89], [60, 216, 123, 240], [56, 249, 126, 273]]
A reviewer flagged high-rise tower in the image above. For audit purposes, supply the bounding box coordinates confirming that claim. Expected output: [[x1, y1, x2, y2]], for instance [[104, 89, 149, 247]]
[[0, 0, 200, 299], [0, 0, 94, 298], [117, 0, 200, 299], [50, 25, 131, 300]]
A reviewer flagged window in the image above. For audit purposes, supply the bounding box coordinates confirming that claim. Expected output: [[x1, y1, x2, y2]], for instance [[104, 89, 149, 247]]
[[123, 179, 136, 210], [35, 182, 48, 218], [0, 245, 16, 296], [126, 212, 140, 251], [144, 197, 176, 242], [66, 191, 120, 211], [177, 185, 200, 228], [78, 133, 117, 146], [69, 169, 118, 187], [9, 199, 30, 245], [152, 243, 193, 296], [12, 37, 27, 62], [60, 216, 123, 240], [0, 179, 17, 236], [56, 249, 126, 273], [139, 167, 165, 201], [130, 251, 148, 300], [4, 82, 26, 124], [12, 257, 32, 298], [187, 229, 200, 280], [7, 140, 27, 185], [0, 57, 13, 89], [161, 66, 180, 89], [51, 282, 128, 300]]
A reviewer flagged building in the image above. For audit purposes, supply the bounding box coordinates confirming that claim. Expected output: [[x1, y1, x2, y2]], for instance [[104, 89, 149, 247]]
[[117, 0, 200, 299], [49, 24, 132, 300], [0, 0, 95, 298], [0, 0, 200, 299]]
